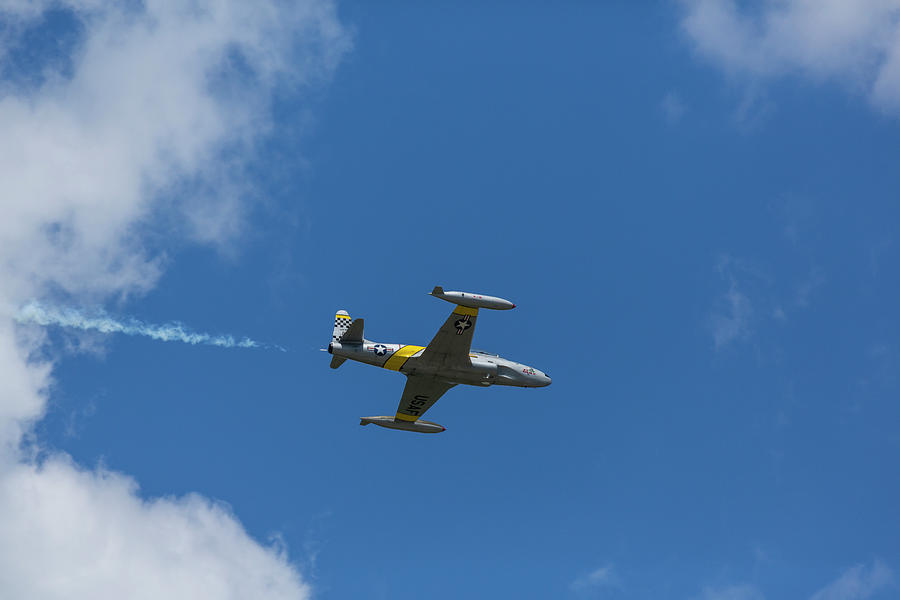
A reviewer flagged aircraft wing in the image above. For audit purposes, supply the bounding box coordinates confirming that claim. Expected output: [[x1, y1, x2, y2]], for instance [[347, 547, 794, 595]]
[[394, 375, 456, 422], [419, 306, 479, 368]]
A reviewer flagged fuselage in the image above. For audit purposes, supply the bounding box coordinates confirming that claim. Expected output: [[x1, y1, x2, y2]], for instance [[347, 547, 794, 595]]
[[328, 340, 551, 388]]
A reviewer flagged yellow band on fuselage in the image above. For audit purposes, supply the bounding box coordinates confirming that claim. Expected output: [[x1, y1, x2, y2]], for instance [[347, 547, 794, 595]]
[[452, 305, 478, 316], [394, 412, 418, 422], [335, 314, 351, 319], [383, 345, 425, 371]]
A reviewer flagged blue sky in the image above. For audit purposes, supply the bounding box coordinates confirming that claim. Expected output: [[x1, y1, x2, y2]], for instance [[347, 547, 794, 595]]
[[2, 2, 899, 599]]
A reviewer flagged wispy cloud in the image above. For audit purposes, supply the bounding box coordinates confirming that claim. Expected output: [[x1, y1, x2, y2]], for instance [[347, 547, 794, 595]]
[[794, 267, 826, 309], [708, 251, 825, 350], [711, 282, 753, 350], [16, 301, 282, 350], [697, 583, 765, 600], [661, 91, 687, 123], [810, 561, 894, 600], [709, 255, 759, 350], [679, 0, 900, 117], [571, 564, 619, 593]]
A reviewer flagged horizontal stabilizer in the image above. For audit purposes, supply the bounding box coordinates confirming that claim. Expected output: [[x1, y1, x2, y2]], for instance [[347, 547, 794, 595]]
[[341, 318, 364, 343], [330, 356, 346, 369]]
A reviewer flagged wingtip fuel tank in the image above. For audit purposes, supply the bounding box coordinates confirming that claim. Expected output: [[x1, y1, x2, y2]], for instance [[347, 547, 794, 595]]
[[430, 286, 515, 310], [360, 416, 446, 433]]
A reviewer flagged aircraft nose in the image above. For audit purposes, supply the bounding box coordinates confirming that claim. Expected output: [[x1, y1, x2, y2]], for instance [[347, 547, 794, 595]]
[[539, 373, 551, 387]]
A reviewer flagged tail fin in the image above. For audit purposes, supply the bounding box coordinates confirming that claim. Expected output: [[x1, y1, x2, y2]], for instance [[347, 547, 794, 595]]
[[332, 310, 351, 342]]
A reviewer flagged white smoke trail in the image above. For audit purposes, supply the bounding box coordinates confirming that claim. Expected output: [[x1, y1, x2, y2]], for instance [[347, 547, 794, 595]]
[[16, 301, 283, 350]]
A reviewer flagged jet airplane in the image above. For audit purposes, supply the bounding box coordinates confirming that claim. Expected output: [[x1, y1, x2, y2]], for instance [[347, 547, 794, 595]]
[[327, 286, 551, 433]]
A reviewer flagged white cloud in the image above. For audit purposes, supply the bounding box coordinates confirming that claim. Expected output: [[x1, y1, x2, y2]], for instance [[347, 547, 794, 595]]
[[0, 1, 348, 598], [0, 0, 347, 305], [810, 561, 894, 600], [679, 0, 900, 115], [0, 456, 310, 600]]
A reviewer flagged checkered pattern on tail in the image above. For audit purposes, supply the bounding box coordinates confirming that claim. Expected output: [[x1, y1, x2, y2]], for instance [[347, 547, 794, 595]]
[[332, 310, 351, 342]]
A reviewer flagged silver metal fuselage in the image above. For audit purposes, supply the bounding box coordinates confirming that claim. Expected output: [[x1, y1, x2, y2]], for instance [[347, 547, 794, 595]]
[[329, 341, 551, 388]]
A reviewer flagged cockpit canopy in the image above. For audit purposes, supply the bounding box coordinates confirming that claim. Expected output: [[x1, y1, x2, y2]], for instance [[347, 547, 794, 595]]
[[471, 349, 499, 357]]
